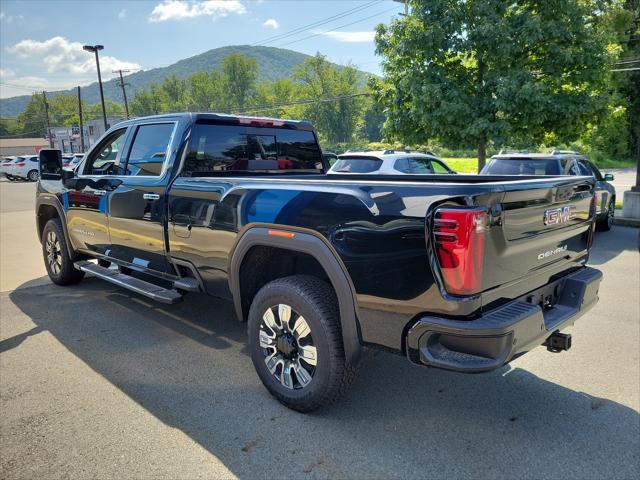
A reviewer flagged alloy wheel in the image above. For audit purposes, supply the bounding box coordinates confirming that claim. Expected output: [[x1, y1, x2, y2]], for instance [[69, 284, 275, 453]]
[[259, 304, 317, 389], [28, 170, 39, 181], [46, 230, 63, 275]]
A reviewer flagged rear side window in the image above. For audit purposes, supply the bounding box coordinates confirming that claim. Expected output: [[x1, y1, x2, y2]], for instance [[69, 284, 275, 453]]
[[331, 157, 382, 173], [182, 124, 322, 176], [124, 123, 175, 176]]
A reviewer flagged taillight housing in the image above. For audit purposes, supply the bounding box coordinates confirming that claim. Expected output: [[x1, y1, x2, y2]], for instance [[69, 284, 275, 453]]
[[16, 162, 25, 166], [433, 207, 488, 296]]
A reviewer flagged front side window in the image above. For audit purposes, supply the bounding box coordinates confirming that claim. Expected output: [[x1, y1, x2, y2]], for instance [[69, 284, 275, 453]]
[[407, 158, 434, 174], [124, 123, 175, 176], [182, 123, 322, 176], [84, 128, 127, 176]]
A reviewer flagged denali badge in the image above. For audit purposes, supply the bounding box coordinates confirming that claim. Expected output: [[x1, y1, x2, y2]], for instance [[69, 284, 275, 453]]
[[544, 205, 576, 225], [538, 245, 568, 260]]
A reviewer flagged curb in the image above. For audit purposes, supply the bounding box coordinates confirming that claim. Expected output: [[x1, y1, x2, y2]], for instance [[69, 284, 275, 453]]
[[613, 210, 640, 228]]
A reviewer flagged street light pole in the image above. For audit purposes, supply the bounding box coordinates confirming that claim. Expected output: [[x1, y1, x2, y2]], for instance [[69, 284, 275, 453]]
[[83, 44, 108, 131]]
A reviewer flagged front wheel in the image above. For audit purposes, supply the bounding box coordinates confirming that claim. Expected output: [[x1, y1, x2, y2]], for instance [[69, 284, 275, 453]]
[[27, 169, 39, 182], [42, 218, 85, 285], [248, 275, 356, 412]]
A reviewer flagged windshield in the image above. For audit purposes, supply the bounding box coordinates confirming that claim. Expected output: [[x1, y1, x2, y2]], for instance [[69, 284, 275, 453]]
[[481, 158, 562, 175], [331, 157, 382, 173]]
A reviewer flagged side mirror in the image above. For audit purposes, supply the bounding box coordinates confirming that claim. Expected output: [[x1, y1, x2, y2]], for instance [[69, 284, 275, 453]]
[[39, 149, 63, 180], [604, 173, 614, 181]]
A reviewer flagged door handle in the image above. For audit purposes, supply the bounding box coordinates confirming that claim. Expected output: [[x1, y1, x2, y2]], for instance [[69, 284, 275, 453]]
[[94, 189, 107, 196], [143, 193, 160, 201]]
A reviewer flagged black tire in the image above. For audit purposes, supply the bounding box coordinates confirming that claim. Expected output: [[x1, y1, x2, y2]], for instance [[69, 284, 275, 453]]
[[42, 218, 85, 285], [27, 169, 39, 182], [7, 175, 16, 181], [596, 200, 614, 231], [248, 275, 356, 412]]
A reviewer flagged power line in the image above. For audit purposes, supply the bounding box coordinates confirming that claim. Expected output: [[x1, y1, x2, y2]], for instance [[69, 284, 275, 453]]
[[611, 67, 640, 72], [252, 1, 381, 46], [274, 7, 400, 48]]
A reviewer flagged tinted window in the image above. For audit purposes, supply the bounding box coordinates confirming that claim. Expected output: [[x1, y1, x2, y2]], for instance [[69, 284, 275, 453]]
[[406, 158, 433, 174], [331, 157, 382, 173], [481, 158, 562, 175], [182, 124, 322, 176], [125, 123, 175, 176], [84, 128, 128, 175]]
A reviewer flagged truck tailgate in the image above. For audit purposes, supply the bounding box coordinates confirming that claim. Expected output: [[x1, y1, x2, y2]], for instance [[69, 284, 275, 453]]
[[481, 176, 595, 307]]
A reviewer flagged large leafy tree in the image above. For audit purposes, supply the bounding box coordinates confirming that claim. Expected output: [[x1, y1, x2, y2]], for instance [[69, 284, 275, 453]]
[[294, 53, 363, 144], [375, 0, 613, 169], [222, 54, 258, 112]]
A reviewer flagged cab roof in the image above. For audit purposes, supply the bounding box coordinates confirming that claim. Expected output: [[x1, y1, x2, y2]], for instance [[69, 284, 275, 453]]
[[114, 112, 315, 131]]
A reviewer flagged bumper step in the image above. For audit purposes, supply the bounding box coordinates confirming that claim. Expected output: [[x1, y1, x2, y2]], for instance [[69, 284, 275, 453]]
[[74, 261, 183, 304]]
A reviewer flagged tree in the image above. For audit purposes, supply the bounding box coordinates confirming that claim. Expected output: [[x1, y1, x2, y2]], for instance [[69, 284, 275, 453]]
[[185, 71, 226, 112], [294, 53, 363, 144], [375, 0, 613, 169], [130, 85, 167, 116], [222, 54, 258, 112], [17, 93, 47, 138]]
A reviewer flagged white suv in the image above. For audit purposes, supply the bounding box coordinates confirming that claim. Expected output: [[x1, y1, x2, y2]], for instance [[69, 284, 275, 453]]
[[328, 150, 456, 175], [11, 155, 40, 181]]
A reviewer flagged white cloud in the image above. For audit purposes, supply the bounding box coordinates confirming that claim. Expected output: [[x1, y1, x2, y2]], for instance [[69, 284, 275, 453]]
[[6, 37, 141, 79], [263, 18, 279, 29], [0, 68, 15, 78], [118, 9, 127, 19], [0, 11, 24, 23], [149, 0, 246, 22], [316, 30, 376, 43]]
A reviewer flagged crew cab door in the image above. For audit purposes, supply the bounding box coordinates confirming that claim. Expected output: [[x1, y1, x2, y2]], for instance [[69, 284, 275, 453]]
[[106, 121, 177, 274], [66, 127, 129, 255]]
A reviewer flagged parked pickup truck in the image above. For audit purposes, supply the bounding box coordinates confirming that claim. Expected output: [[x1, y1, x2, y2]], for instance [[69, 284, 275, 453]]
[[36, 113, 602, 412]]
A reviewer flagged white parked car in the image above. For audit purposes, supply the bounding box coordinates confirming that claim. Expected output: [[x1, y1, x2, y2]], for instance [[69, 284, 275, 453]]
[[10, 155, 40, 181], [1, 156, 19, 181], [328, 150, 457, 175]]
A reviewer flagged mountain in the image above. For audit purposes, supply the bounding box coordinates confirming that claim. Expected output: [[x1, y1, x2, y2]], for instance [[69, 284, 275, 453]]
[[0, 45, 372, 118]]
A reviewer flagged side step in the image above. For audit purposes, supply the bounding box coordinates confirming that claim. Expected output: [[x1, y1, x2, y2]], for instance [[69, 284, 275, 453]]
[[74, 261, 183, 304]]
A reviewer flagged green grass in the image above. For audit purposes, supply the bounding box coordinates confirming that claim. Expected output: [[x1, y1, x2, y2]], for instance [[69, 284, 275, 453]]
[[442, 157, 479, 173], [442, 156, 634, 173], [591, 158, 635, 170], [615, 201, 624, 210]]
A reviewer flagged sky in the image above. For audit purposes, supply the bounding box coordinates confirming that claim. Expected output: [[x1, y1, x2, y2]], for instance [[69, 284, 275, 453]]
[[0, 0, 405, 99]]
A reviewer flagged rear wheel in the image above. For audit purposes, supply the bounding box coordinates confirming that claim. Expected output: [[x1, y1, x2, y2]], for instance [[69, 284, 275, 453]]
[[597, 200, 614, 231], [6, 175, 16, 181], [27, 169, 39, 182], [248, 275, 356, 412], [42, 218, 84, 285]]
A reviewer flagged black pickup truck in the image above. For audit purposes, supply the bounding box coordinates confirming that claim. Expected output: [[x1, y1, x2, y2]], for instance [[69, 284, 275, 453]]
[[36, 113, 602, 412]]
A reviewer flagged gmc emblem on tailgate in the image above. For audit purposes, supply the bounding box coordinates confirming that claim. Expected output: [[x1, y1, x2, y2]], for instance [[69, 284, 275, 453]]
[[543, 206, 576, 225]]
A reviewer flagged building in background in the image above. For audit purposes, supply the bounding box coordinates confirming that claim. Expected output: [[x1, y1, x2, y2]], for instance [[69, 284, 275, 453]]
[[48, 117, 125, 153], [0, 138, 50, 156]]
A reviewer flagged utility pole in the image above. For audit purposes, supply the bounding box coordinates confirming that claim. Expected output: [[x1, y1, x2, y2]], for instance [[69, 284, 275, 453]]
[[42, 91, 53, 148], [113, 69, 130, 118], [83, 44, 108, 131], [77, 86, 85, 153]]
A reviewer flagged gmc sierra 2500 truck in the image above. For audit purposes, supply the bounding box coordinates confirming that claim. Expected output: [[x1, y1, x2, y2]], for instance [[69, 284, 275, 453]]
[[36, 113, 602, 412]]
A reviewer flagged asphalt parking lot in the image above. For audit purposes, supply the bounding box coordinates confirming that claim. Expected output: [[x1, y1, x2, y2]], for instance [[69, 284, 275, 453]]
[[1, 179, 638, 479]]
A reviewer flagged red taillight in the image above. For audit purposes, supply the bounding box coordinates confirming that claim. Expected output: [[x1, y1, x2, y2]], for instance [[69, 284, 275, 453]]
[[433, 207, 488, 296], [16, 162, 25, 166]]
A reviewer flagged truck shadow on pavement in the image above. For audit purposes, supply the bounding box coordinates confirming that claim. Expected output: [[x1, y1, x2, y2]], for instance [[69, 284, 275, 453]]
[[588, 226, 638, 265], [7, 278, 640, 479]]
